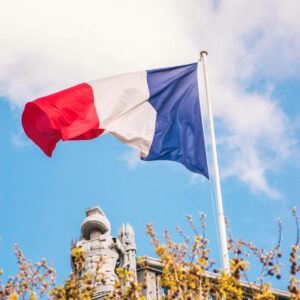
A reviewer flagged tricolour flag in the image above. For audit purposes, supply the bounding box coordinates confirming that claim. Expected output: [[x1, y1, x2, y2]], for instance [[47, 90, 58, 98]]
[[22, 63, 209, 178]]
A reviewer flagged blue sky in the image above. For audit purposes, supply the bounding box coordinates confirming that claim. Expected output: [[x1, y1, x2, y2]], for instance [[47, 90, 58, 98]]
[[0, 0, 300, 292]]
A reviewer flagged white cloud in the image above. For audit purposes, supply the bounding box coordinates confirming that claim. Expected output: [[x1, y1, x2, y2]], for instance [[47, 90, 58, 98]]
[[0, 0, 299, 198], [120, 149, 143, 170], [190, 0, 299, 198], [11, 131, 30, 148]]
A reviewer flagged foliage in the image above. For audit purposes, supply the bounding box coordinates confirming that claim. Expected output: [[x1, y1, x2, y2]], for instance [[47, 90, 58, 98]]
[[50, 248, 145, 300], [288, 208, 300, 300], [109, 268, 145, 300], [50, 247, 96, 300], [143, 209, 300, 299], [0, 209, 299, 299], [0, 245, 55, 300]]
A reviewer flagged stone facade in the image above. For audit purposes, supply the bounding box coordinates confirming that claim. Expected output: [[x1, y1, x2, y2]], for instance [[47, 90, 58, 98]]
[[72, 207, 290, 300]]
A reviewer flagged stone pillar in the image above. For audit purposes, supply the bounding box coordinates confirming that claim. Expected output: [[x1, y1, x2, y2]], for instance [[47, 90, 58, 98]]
[[137, 257, 164, 300]]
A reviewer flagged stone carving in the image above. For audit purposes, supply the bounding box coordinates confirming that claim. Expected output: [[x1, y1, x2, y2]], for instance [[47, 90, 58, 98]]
[[72, 206, 136, 298], [118, 223, 137, 275]]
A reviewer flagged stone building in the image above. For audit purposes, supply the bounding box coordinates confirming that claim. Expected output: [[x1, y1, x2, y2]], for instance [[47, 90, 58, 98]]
[[72, 206, 290, 300]]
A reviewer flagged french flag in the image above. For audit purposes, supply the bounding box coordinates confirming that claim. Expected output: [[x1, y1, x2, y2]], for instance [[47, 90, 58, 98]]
[[22, 63, 209, 178]]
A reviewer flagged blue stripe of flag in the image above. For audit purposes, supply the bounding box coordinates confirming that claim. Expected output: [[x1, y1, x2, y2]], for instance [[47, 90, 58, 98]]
[[142, 63, 209, 178]]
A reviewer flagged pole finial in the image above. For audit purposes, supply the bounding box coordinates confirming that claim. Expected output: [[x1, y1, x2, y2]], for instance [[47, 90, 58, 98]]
[[200, 50, 208, 60]]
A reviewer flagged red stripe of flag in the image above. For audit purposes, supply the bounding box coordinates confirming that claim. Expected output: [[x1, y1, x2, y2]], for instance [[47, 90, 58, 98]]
[[22, 83, 104, 157]]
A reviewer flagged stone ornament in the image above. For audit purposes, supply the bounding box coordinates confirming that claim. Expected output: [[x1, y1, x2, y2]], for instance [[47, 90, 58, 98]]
[[72, 206, 137, 298]]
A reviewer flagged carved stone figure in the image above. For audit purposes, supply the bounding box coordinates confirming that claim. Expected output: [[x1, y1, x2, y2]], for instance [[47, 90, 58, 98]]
[[72, 206, 136, 299], [118, 223, 137, 275]]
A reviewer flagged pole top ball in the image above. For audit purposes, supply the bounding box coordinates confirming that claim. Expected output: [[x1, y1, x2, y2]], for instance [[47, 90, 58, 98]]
[[200, 51, 208, 58]]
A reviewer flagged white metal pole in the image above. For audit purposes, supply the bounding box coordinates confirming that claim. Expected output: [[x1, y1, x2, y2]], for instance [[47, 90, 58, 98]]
[[199, 51, 230, 273]]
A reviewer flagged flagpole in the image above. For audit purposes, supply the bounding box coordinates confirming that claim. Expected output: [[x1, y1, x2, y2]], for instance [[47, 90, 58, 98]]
[[199, 51, 230, 273]]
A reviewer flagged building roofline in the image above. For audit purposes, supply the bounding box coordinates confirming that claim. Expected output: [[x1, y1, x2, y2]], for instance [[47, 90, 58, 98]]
[[137, 256, 290, 299]]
